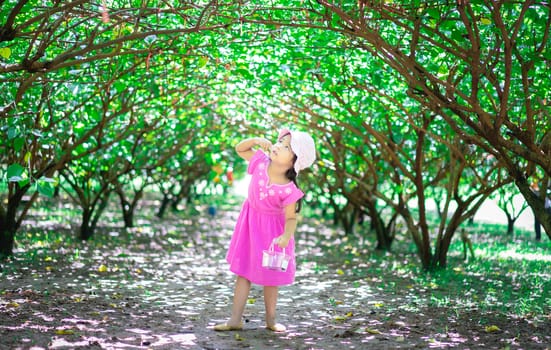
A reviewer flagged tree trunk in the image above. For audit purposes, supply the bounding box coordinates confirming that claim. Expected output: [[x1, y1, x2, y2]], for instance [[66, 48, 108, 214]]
[[342, 206, 357, 235], [330, 202, 341, 227], [534, 212, 542, 241], [433, 209, 466, 269], [91, 195, 109, 232], [0, 187, 28, 258], [434, 228, 455, 269], [505, 213, 515, 236], [401, 208, 433, 270], [122, 209, 134, 228], [373, 218, 393, 251], [79, 194, 109, 240], [365, 201, 394, 251], [515, 176, 551, 240], [80, 208, 94, 240], [116, 188, 142, 228], [417, 234, 432, 270], [0, 210, 17, 259], [156, 194, 171, 219]]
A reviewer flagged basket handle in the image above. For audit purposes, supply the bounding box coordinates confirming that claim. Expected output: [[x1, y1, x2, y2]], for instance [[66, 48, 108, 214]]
[[269, 238, 285, 254]]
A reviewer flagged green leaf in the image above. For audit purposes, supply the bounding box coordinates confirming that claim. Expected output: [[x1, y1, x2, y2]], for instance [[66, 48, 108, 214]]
[[480, 18, 492, 25], [113, 81, 126, 93], [438, 64, 449, 78], [7, 127, 18, 139], [0, 47, 11, 59], [198, 56, 209, 68], [372, 73, 382, 88], [37, 181, 55, 197], [235, 68, 254, 80], [13, 137, 25, 152], [150, 82, 160, 96], [451, 29, 464, 42], [7, 164, 25, 180], [17, 178, 30, 188], [427, 8, 440, 20]]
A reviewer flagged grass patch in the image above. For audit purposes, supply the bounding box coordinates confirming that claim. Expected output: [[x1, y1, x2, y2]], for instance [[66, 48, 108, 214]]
[[301, 217, 551, 321]]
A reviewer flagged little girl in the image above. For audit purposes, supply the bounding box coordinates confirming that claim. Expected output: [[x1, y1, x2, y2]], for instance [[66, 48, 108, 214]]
[[214, 128, 316, 332]]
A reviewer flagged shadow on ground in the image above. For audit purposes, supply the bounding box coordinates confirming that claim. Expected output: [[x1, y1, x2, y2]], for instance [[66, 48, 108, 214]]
[[1, 205, 549, 349]]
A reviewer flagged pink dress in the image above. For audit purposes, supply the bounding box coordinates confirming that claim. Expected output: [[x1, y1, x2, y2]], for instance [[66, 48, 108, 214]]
[[226, 150, 304, 286]]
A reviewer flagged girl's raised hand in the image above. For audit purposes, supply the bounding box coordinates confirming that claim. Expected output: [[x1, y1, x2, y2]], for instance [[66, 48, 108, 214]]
[[255, 137, 272, 152]]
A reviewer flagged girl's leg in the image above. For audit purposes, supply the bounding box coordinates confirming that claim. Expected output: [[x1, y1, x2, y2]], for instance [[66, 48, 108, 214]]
[[228, 276, 251, 325], [264, 286, 286, 331]]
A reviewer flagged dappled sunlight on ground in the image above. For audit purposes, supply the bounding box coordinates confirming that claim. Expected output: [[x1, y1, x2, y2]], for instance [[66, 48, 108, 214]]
[[498, 250, 551, 262], [1, 202, 550, 349]]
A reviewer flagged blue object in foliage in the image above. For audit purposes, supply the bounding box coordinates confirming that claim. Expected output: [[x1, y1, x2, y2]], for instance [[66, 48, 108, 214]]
[[207, 205, 217, 217]]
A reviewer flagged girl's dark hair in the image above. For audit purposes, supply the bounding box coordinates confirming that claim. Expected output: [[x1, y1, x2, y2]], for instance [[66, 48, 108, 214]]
[[285, 155, 302, 213]]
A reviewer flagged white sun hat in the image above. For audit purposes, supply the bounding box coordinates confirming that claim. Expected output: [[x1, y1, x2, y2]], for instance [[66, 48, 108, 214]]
[[278, 128, 316, 173]]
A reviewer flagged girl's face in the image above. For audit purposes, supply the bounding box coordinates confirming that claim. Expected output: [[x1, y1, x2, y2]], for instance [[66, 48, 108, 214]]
[[270, 134, 295, 167]]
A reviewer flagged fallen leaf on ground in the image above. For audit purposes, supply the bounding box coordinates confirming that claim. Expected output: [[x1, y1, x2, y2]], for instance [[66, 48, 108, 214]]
[[365, 328, 381, 334], [485, 325, 500, 333]]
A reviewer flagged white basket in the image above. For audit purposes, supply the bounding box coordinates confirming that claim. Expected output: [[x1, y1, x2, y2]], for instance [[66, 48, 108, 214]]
[[262, 239, 291, 272]]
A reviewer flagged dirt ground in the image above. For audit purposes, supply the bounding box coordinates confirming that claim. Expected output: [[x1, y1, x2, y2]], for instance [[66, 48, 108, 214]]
[[1, 206, 549, 350]]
